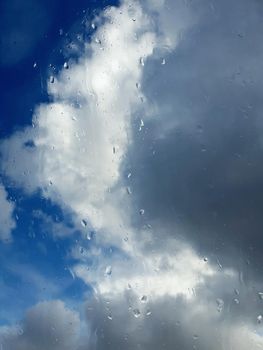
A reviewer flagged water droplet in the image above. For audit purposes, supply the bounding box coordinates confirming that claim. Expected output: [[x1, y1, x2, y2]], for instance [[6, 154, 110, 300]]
[[81, 219, 88, 228], [161, 58, 166, 65], [124, 236, 128, 242], [193, 334, 199, 340], [139, 209, 145, 215], [146, 310, 152, 316], [33, 62, 37, 68], [257, 315, 263, 323], [216, 298, 224, 312], [136, 82, 141, 89], [203, 257, 208, 262], [49, 76, 55, 84], [107, 314, 113, 320], [80, 246, 84, 254], [133, 309, 141, 318], [105, 265, 112, 276], [64, 62, 69, 69], [126, 187, 132, 195], [113, 146, 116, 154], [18, 327, 24, 335], [140, 295, 147, 303], [91, 23, 96, 29], [258, 292, 263, 300], [234, 298, 239, 304], [127, 172, 132, 178], [139, 119, 144, 131], [139, 57, 144, 66], [68, 268, 75, 279], [59, 28, 63, 36]]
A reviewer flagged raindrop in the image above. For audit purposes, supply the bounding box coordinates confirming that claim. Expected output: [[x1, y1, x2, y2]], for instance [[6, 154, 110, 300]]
[[81, 219, 88, 227], [133, 309, 141, 318], [216, 298, 224, 312], [107, 314, 113, 320], [18, 327, 24, 335], [33, 62, 37, 68], [136, 82, 141, 89], [146, 310, 152, 316], [139, 209, 145, 216], [234, 298, 239, 304], [91, 23, 96, 29], [258, 292, 263, 300], [124, 236, 128, 242], [113, 146, 116, 154], [139, 119, 144, 131], [59, 28, 63, 36], [139, 57, 144, 66], [68, 268, 75, 280], [193, 334, 199, 340], [126, 187, 132, 195], [203, 257, 208, 262], [127, 172, 132, 178], [105, 265, 112, 276], [141, 295, 147, 303], [80, 247, 84, 254], [257, 315, 263, 323], [64, 62, 69, 69], [49, 76, 55, 84], [161, 58, 166, 65]]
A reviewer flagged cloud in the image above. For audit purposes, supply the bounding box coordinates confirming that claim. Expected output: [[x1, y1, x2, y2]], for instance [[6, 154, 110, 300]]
[[0, 183, 16, 242], [0, 300, 81, 350]]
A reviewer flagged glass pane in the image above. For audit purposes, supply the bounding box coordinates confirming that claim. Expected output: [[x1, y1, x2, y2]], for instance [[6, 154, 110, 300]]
[[1, 0, 263, 349]]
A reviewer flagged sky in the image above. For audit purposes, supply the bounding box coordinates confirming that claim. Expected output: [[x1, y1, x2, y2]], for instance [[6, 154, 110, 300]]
[[1, 0, 263, 349]]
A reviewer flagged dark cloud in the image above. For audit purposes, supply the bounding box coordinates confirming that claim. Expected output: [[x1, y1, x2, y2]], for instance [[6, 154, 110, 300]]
[[127, 0, 263, 276]]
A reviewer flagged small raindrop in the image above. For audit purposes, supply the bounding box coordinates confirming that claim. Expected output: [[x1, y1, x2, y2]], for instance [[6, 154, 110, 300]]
[[127, 172, 132, 178], [141, 295, 147, 303], [193, 334, 199, 340], [64, 62, 69, 69], [258, 292, 263, 300], [161, 58, 166, 65], [91, 23, 96, 29], [49, 76, 55, 84], [113, 146, 116, 154], [203, 257, 208, 262], [126, 187, 132, 195], [146, 310, 152, 316], [18, 327, 24, 335], [139, 209, 145, 216], [139, 57, 144, 66], [79, 247, 84, 254], [133, 309, 141, 318], [139, 119, 144, 131], [81, 219, 88, 227], [107, 314, 113, 320], [234, 298, 239, 304], [124, 236, 129, 242], [257, 315, 263, 323], [59, 28, 63, 36], [136, 82, 141, 89], [33, 62, 37, 68], [105, 265, 112, 276], [216, 298, 224, 312]]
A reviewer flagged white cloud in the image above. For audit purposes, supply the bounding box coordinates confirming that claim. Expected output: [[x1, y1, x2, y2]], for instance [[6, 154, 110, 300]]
[[0, 183, 16, 242]]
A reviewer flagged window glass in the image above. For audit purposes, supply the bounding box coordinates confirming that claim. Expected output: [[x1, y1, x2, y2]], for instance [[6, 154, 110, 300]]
[[1, 0, 263, 349]]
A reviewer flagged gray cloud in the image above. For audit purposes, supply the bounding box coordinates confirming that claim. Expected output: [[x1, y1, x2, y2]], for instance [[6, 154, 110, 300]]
[[126, 0, 263, 276]]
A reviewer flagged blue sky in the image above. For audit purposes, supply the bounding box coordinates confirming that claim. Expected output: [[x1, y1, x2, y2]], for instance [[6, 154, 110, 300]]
[[0, 0, 119, 325], [1, 0, 263, 349]]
